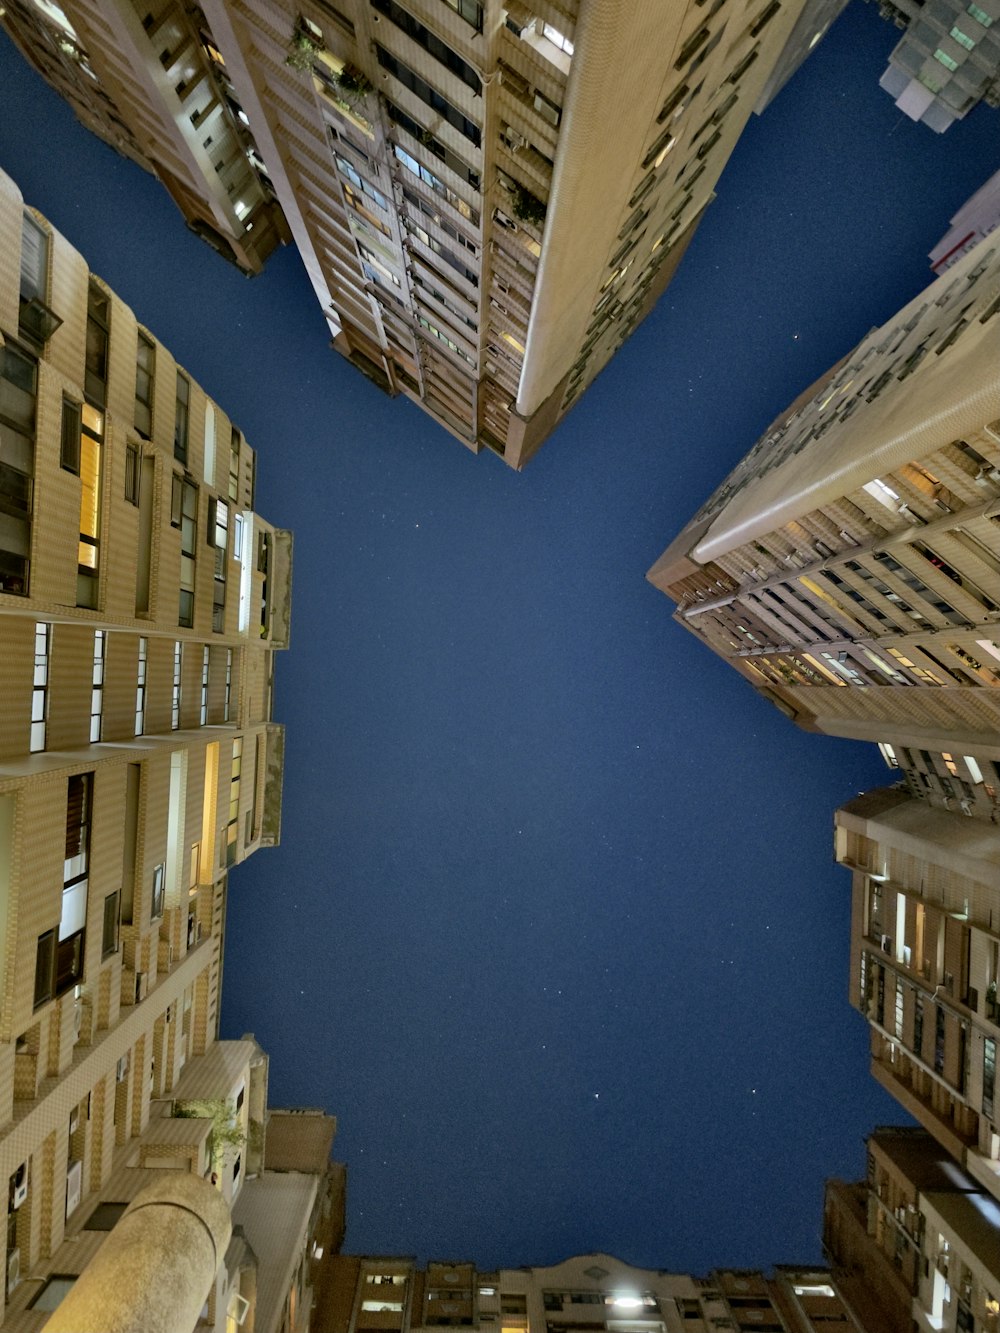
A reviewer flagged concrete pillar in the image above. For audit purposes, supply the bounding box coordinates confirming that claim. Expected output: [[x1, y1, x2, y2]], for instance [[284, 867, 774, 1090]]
[[42, 1174, 231, 1333]]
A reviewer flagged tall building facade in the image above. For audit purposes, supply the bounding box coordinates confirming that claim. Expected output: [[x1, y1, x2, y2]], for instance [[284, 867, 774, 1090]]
[[931, 166, 1000, 274], [824, 1126, 1000, 1333], [2, 0, 813, 467], [836, 786, 1000, 1208], [647, 226, 1000, 819], [864, 0, 1000, 131], [317, 1253, 863, 1333], [0, 166, 316, 1330]]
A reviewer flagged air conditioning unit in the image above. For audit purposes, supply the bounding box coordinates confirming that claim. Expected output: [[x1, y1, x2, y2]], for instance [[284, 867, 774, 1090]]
[[10, 1164, 27, 1210], [65, 1160, 82, 1219], [6, 1248, 20, 1295]]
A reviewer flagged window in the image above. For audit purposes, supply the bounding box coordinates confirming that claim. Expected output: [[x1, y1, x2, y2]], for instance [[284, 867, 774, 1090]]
[[134, 637, 148, 736], [151, 863, 165, 919], [85, 284, 109, 407], [390, 141, 480, 217], [0, 342, 38, 595], [60, 397, 81, 473], [541, 21, 573, 54], [125, 442, 141, 505], [210, 498, 228, 632], [934, 47, 960, 70], [57, 773, 92, 997], [90, 630, 105, 742], [77, 403, 103, 609], [985, 1038, 997, 1121], [951, 23, 977, 46], [376, 47, 481, 145], [968, 1, 993, 24], [34, 929, 55, 1008], [102, 890, 120, 959], [31, 622, 51, 752], [171, 641, 182, 729], [135, 333, 154, 437], [227, 737, 242, 864], [174, 372, 190, 463], [441, 0, 482, 29], [178, 478, 198, 627], [224, 648, 233, 722], [335, 155, 388, 210], [371, 0, 481, 92], [200, 645, 209, 725], [19, 213, 61, 347]]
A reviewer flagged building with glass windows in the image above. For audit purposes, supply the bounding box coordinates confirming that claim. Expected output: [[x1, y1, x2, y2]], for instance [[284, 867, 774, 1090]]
[[1, 0, 813, 466], [835, 786, 1000, 1210], [647, 226, 1000, 821], [315, 1253, 862, 1333], [0, 166, 321, 1331], [824, 1125, 1000, 1333], [863, 0, 1000, 132]]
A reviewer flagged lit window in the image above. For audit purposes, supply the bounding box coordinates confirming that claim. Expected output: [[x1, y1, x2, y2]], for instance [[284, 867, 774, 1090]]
[[135, 636, 148, 735], [200, 646, 209, 725], [933, 47, 959, 70], [31, 622, 51, 752], [172, 641, 182, 730], [950, 23, 976, 46], [968, 1, 993, 25], [90, 630, 105, 742], [541, 21, 573, 54]]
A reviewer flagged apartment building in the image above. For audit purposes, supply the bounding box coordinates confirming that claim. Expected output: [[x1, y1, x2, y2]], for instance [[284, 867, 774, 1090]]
[[824, 1125, 1000, 1333], [318, 1253, 862, 1333], [864, 0, 1000, 131], [0, 165, 297, 1327], [647, 227, 1000, 819], [2, 0, 814, 467], [836, 786, 1000, 1218]]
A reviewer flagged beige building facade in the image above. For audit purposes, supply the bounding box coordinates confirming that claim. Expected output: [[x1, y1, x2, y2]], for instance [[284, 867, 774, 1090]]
[[836, 786, 1000, 1208], [318, 1252, 862, 1333], [0, 166, 329, 1330], [2, 0, 813, 465], [648, 227, 1000, 819], [825, 1126, 1000, 1333]]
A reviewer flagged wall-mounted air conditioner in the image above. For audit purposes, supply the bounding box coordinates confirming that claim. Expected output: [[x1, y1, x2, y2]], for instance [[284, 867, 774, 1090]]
[[6, 1248, 20, 1295], [65, 1160, 83, 1218]]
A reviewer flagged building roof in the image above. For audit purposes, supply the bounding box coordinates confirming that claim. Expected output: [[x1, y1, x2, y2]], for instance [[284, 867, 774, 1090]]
[[264, 1110, 336, 1173], [232, 1172, 319, 1333]]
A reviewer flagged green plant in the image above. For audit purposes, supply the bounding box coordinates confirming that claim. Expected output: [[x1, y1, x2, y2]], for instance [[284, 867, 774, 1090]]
[[285, 21, 321, 71], [336, 65, 372, 97], [510, 183, 546, 229], [174, 1098, 246, 1174]]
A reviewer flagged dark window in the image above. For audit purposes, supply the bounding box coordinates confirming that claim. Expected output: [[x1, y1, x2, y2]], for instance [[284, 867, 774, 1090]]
[[34, 930, 55, 1009], [85, 284, 109, 407], [60, 397, 81, 474], [135, 334, 154, 438], [125, 443, 141, 506], [377, 47, 481, 145], [102, 890, 120, 960], [371, 0, 481, 91], [174, 372, 190, 463]]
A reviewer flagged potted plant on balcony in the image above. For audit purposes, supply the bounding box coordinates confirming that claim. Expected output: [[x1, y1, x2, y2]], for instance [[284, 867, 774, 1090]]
[[286, 17, 323, 71], [336, 64, 373, 99], [510, 182, 547, 229]]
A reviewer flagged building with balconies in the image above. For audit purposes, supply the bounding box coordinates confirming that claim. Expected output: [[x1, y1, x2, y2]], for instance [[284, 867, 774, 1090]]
[[0, 165, 299, 1328], [824, 1126, 1000, 1333], [2, 0, 816, 466], [836, 787, 1000, 1207], [647, 226, 1000, 822], [315, 1252, 863, 1333]]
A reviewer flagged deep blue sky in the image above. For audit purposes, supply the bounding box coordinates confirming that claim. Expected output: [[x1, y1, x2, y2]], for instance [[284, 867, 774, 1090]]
[[3, 3, 998, 1274]]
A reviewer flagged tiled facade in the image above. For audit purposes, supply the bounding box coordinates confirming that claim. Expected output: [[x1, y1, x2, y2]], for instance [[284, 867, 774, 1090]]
[[2, 0, 813, 466], [0, 166, 327, 1331], [825, 1126, 1000, 1333], [836, 787, 1000, 1207], [647, 226, 1000, 821], [316, 1253, 862, 1333]]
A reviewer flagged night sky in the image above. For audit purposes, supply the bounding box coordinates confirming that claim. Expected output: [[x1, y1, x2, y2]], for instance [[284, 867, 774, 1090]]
[[3, 2, 999, 1275]]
